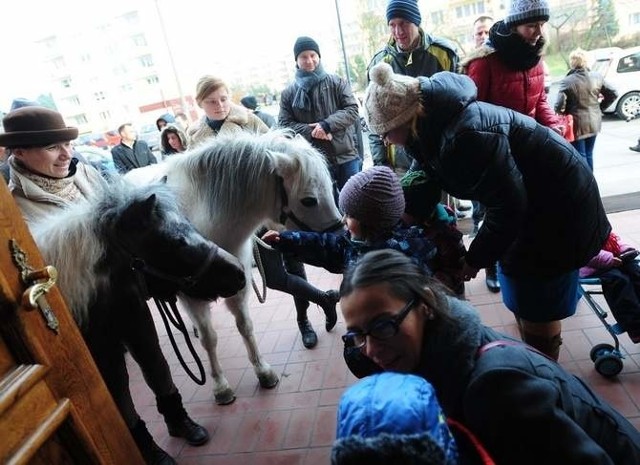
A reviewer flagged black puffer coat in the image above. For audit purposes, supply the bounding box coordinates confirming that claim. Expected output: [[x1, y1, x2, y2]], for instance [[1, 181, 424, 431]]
[[406, 72, 610, 277], [418, 298, 640, 465]]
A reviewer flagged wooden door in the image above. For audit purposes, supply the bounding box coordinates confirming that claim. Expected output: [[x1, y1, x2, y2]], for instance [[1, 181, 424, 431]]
[[0, 178, 144, 465]]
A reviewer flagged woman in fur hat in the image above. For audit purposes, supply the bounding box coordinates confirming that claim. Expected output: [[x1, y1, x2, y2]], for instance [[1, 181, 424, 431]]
[[338, 249, 640, 465], [459, 0, 563, 134], [362, 61, 610, 361]]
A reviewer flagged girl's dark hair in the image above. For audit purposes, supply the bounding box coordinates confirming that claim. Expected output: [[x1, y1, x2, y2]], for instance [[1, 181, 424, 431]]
[[340, 249, 452, 320]]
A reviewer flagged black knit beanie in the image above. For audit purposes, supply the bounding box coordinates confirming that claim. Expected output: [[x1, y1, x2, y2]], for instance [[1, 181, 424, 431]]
[[293, 36, 321, 60]]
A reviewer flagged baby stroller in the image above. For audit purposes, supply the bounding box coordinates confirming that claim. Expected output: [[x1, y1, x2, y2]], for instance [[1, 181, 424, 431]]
[[580, 248, 640, 378]]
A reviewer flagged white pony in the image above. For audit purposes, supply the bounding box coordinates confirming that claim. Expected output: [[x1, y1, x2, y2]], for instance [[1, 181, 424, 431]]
[[126, 130, 342, 404]]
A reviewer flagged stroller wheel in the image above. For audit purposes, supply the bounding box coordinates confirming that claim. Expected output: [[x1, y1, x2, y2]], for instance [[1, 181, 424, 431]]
[[590, 343, 615, 362], [594, 353, 624, 378]]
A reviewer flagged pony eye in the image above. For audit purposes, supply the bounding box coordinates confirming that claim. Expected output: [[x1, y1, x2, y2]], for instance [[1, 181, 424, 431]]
[[300, 197, 318, 207]]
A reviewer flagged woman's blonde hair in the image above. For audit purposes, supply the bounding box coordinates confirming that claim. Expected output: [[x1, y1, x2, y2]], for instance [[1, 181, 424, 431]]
[[569, 48, 589, 70], [195, 75, 229, 105]]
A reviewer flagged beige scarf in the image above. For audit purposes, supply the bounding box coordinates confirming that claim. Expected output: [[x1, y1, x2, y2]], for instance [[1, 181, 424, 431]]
[[10, 156, 86, 203]]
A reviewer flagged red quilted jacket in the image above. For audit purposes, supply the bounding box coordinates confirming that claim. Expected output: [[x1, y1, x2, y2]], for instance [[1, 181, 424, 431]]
[[463, 49, 560, 130]]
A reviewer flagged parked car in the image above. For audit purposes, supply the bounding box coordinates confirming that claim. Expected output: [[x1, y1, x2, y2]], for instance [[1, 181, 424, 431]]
[[74, 145, 116, 176], [76, 132, 110, 149], [137, 123, 161, 152], [104, 130, 120, 147], [588, 46, 640, 120]]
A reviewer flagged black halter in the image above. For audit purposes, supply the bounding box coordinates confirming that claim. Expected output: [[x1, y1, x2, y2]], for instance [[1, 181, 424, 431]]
[[129, 244, 219, 291], [277, 177, 343, 233]]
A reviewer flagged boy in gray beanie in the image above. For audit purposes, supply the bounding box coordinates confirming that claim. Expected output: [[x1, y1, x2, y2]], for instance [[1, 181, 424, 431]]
[[261, 165, 437, 276]]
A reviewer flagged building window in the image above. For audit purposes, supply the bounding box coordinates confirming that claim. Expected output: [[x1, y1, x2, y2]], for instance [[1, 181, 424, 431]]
[[120, 83, 133, 92], [99, 110, 111, 121], [94, 91, 106, 101], [122, 11, 139, 25], [132, 34, 147, 46], [64, 96, 80, 106], [138, 54, 154, 67], [52, 56, 66, 70], [113, 64, 128, 76], [80, 52, 91, 63], [431, 10, 444, 26], [60, 77, 72, 88], [72, 114, 88, 125], [146, 75, 160, 85], [456, 1, 485, 19], [631, 13, 640, 25]]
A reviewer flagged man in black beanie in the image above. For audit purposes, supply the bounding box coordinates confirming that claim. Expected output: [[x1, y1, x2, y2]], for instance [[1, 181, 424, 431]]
[[279, 35, 361, 192], [278, 35, 361, 348]]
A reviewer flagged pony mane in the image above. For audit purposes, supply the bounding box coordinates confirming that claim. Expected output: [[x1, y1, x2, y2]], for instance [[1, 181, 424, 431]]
[[31, 178, 180, 328], [167, 129, 331, 226]]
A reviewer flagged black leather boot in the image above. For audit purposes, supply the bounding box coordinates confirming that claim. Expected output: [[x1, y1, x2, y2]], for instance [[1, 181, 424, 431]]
[[485, 263, 500, 293], [298, 318, 318, 349], [129, 419, 177, 465], [320, 290, 339, 331], [157, 391, 210, 446]]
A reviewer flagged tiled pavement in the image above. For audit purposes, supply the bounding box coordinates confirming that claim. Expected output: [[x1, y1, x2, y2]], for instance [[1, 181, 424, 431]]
[[128, 209, 640, 464]]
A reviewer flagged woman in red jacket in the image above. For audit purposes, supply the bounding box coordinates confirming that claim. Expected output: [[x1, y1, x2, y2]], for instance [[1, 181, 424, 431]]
[[461, 0, 562, 134]]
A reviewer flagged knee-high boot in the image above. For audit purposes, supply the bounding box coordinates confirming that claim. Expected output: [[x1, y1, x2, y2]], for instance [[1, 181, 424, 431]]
[[156, 391, 210, 446], [518, 319, 563, 361]]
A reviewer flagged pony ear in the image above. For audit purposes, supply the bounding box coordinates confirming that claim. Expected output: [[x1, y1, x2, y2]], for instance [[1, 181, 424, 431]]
[[267, 149, 296, 179], [160, 175, 168, 184], [133, 194, 157, 220]]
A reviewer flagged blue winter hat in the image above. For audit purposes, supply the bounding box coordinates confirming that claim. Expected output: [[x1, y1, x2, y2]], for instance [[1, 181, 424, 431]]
[[386, 0, 422, 26], [334, 373, 459, 465]]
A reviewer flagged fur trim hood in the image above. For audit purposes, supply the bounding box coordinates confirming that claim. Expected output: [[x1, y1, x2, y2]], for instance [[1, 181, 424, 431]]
[[459, 45, 495, 74]]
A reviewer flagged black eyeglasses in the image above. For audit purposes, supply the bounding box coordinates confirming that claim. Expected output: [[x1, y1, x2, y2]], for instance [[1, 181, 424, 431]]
[[342, 299, 416, 349]]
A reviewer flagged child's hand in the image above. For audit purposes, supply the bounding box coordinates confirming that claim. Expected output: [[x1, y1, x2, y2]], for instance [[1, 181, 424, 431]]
[[261, 230, 280, 244], [611, 257, 623, 268]]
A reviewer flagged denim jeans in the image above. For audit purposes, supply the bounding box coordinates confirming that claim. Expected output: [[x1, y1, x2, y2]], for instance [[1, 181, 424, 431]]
[[571, 136, 597, 171]]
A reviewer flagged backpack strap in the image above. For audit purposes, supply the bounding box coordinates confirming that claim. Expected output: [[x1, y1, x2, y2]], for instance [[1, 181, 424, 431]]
[[477, 339, 556, 362], [446, 418, 497, 465]]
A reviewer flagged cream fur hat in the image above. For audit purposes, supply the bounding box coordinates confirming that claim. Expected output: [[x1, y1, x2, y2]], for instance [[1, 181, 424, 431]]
[[364, 62, 422, 136]]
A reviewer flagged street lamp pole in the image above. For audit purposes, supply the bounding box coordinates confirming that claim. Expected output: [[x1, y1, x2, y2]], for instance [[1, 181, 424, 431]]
[[334, 0, 364, 161], [154, 0, 188, 115], [334, 0, 352, 81]]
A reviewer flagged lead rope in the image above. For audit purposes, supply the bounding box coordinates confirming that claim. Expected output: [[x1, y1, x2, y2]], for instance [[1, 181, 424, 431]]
[[153, 296, 206, 385], [251, 235, 273, 304]]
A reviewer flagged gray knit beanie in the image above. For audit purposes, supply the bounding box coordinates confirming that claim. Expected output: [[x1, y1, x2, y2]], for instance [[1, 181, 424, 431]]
[[364, 62, 422, 136], [504, 0, 550, 27], [338, 166, 405, 235]]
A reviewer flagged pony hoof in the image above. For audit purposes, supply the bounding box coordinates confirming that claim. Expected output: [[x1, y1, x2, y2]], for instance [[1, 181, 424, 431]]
[[258, 372, 279, 389], [214, 389, 236, 405]]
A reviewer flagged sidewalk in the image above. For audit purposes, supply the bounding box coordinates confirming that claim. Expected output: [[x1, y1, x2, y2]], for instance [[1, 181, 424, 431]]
[[127, 209, 640, 464]]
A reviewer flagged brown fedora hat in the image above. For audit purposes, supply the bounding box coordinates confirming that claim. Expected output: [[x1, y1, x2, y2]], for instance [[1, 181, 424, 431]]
[[0, 107, 78, 148]]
